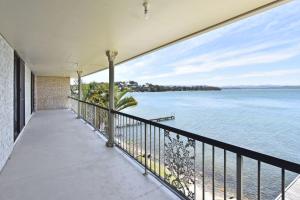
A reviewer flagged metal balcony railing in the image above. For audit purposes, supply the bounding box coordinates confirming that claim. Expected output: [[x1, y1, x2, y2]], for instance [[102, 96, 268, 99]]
[[68, 97, 300, 200]]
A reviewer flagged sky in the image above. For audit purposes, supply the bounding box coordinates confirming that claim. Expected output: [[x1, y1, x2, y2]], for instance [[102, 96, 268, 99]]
[[83, 1, 300, 87]]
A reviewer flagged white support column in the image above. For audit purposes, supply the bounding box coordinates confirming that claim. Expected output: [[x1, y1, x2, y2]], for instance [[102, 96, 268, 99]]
[[106, 50, 118, 147], [76, 70, 82, 119]]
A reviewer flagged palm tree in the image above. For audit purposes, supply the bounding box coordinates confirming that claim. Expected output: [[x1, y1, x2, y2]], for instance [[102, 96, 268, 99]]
[[82, 82, 98, 101], [114, 89, 138, 111], [84, 82, 137, 111]]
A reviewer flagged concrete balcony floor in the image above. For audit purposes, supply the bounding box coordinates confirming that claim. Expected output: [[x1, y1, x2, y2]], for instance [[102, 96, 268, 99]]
[[0, 110, 176, 200]]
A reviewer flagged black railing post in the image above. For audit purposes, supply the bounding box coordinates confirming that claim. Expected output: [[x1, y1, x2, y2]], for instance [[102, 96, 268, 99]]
[[84, 103, 87, 121], [237, 154, 243, 200], [212, 146, 215, 200], [224, 150, 227, 200], [258, 161, 261, 200], [281, 168, 285, 200], [81, 102, 83, 117], [95, 106, 98, 131], [202, 143, 205, 200], [144, 123, 148, 175]]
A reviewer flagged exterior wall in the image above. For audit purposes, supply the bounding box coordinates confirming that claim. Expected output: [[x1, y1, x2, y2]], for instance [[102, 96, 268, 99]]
[[0, 34, 14, 171], [25, 64, 31, 123], [36, 76, 70, 110]]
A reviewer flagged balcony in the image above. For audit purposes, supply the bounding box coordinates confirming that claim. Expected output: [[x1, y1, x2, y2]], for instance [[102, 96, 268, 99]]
[[0, 109, 175, 200], [0, 98, 299, 200]]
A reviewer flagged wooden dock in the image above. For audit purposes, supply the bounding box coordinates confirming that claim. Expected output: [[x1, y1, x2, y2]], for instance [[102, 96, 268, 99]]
[[149, 115, 175, 122], [275, 175, 300, 200], [116, 115, 175, 128]]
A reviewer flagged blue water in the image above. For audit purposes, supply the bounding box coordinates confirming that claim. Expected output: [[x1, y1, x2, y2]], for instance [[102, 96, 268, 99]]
[[125, 89, 300, 163], [124, 89, 300, 199]]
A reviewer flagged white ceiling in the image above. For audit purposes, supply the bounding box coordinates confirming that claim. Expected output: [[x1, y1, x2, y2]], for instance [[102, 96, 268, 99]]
[[0, 0, 289, 77]]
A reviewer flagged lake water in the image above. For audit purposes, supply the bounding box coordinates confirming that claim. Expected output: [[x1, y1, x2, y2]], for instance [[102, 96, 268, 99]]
[[124, 89, 300, 199]]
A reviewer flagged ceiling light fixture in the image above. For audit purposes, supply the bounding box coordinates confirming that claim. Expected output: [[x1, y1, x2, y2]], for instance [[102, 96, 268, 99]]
[[143, 0, 150, 20]]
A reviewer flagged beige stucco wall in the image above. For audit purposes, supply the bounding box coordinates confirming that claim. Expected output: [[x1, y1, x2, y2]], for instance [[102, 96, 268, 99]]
[[0, 34, 14, 171], [36, 76, 70, 110]]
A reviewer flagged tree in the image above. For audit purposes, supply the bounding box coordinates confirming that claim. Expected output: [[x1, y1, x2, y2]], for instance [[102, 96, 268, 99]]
[[84, 82, 138, 111]]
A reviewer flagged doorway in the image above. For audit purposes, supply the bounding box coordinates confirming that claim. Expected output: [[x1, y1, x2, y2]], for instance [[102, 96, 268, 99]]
[[14, 52, 25, 141], [31, 72, 35, 113]]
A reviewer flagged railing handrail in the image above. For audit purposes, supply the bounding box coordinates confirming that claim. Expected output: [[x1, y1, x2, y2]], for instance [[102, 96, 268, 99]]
[[69, 96, 300, 174], [68, 96, 109, 111]]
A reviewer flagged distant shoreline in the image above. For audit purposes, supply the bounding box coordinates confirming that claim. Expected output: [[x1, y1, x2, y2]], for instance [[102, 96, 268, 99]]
[[222, 86, 300, 89], [119, 81, 221, 92], [132, 86, 222, 92], [128, 86, 300, 92]]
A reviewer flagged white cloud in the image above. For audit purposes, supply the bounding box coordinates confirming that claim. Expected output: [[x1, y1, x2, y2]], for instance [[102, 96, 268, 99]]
[[239, 69, 300, 78], [208, 69, 300, 82], [139, 41, 300, 80], [172, 39, 298, 67]]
